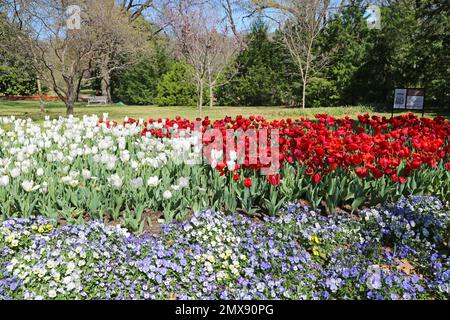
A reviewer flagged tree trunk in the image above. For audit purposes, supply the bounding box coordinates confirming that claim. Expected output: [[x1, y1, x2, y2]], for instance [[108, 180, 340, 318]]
[[66, 102, 74, 116], [100, 57, 112, 103], [198, 80, 204, 117], [302, 80, 307, 109], [209, 83, 214, 109], [36, 79, 45, 113], [65, 94, 77, 116]]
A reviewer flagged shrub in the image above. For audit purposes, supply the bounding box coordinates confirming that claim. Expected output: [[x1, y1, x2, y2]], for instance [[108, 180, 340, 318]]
[[155, 63, 197, 106], [0, 64, 37, 96]]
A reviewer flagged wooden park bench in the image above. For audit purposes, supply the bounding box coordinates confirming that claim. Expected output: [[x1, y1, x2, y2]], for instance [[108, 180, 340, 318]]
[[87, 96, 108, 106]]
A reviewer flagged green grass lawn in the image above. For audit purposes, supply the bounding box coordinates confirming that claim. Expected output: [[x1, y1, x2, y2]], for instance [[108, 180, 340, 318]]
[[0, 99, 446, 122]]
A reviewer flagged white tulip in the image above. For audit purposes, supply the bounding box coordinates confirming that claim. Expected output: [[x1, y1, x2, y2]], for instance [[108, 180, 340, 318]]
[[61, 176, 72, 184], [130, 160, 139, 170], [178, 177, 189, 188], [22, 180, 39, 192], [16, 152, 25, 162], [105, 160, 116, 171], [69, 170, 79, 178], [163, 190, 172, 200], [226, 160, 236, 171], [36, 168, 44, 177], [68, 179, 79, 188], [93, 154, 101, 163], [147, 176, 160, 187], [40, 182, 48, 194], [10, 167, 20, 178], [0, 175, 10, 187], [109, 174, 123, 189], [130, 177, 144, 189], [82, 169, 92, 180], [120, 150, 130, 162]]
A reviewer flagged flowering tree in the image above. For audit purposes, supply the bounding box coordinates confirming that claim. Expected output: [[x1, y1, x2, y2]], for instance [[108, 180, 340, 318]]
[[163, 0, 242, 113]]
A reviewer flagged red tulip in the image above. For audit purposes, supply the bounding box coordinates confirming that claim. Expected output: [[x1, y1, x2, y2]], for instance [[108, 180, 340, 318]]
[[133, 114, 450, 188], [244, 178, 252, 188], [399, 176, 408, 184], [267, 174, 281, 187], [312, 173, 321, 184], [355, 167, 369, 178]]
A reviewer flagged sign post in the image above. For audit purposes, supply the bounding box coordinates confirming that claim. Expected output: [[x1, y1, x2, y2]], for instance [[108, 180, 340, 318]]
[[392, 88, 425, 118]]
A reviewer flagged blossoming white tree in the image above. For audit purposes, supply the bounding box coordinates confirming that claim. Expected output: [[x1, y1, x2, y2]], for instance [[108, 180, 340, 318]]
[[162, 0, 242, 113]]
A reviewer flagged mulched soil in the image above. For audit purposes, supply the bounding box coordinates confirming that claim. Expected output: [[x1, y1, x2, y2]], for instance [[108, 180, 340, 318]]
[[54, 197, 372, 236]]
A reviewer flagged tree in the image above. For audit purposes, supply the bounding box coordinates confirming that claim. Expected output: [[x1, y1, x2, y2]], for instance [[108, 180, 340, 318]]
[[1, 0, 150, 115], [217, 19, 295, 106], [95, 0, 152, 103], [410, 0, 450, 108], [0, 63, 37, 96], [155, 62, 197, 106], [0, 13, 37, 96], [2, 1, 98, 114], [317, 0, 371, 105], [205, 0, 242, 108], [250, 0, 337, 108], [118, 0, 154, 21], [9, 0, 98, 115], [163, 0, 241, 114], [205, 26, 241, 108], [111, 40, 173, 105]]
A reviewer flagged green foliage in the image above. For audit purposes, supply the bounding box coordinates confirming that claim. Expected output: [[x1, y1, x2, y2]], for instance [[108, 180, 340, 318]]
[[1, 2, 448, 109], [318, 0, 450, 108], [111, 45, 172, 105], [0, 15, 37, 96], [155, 62, 197, 106], [0, 64, 37, 96], [217, 19, 298, 106], [305, 77, 337, 108], [413, 0, 450, 108], [216, 1, 449, 110], [318, 1, 371, 106]]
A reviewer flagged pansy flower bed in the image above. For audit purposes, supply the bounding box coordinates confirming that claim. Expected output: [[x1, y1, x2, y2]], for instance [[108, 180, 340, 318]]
[[0, 196, 448, 300]]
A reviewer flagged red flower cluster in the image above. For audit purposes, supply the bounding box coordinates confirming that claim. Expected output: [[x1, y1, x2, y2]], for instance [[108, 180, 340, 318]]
[[103, 113, 450, 185]]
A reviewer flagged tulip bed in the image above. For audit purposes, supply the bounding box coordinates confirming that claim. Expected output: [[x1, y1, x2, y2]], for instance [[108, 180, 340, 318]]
[[0, 195, 448, 300], [0, 113, 449, 231]]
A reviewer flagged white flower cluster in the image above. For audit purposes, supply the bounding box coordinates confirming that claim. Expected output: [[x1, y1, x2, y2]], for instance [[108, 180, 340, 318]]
[[0, 115, 202, 189]]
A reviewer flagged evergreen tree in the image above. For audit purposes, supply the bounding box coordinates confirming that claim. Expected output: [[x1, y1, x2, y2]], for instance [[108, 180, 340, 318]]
[[217, 19, 296, 106], [111, 43, 173, 105], [0, 14, 37, 96], [155, 62, 198, 106], [318, 1, 371, 106]]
